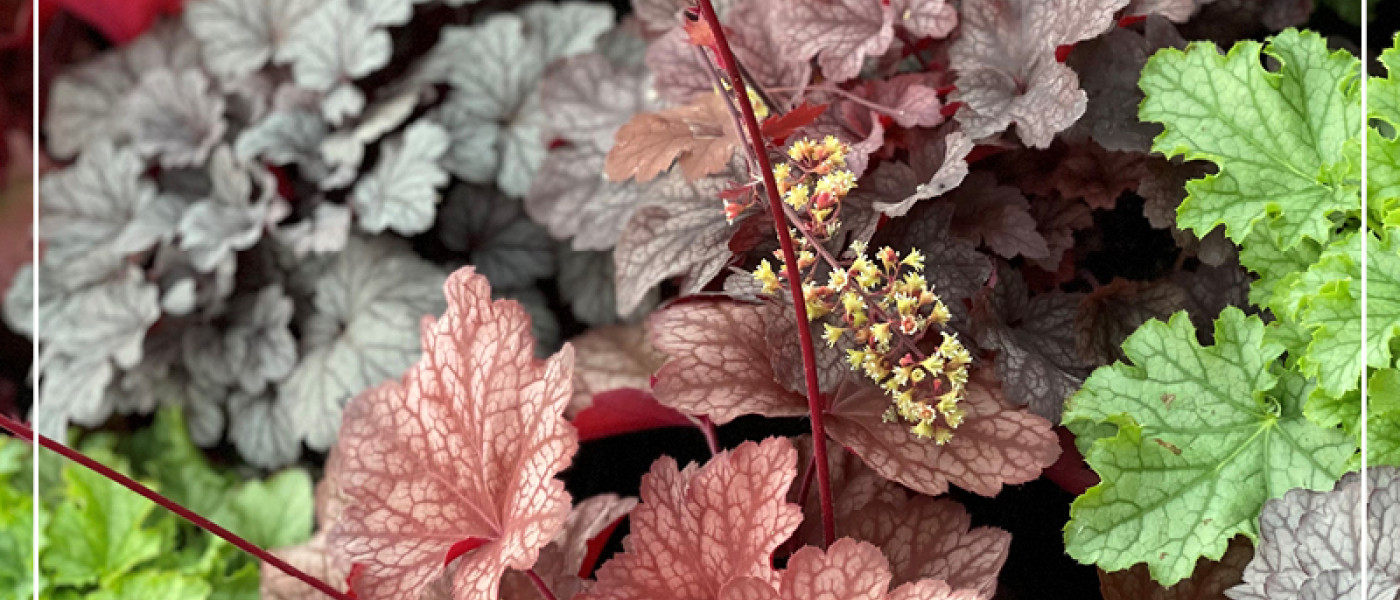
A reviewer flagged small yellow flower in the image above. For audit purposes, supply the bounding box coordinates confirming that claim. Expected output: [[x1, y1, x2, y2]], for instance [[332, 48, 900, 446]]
[[753, 260, 780, 295], [847, 348, 869, 369], [784, 183, 810, 210], [822, 324, 846, 348], [901, 248, 925, 271], [869, 322, 892, 349], [747, 88, 769, 120], [933, 427, 953, 445], [911, 420, 935, 439]]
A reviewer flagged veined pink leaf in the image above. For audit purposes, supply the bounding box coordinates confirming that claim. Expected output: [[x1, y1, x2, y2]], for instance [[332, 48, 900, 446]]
[[580, 438, 805, 600], [328, 267, 578, 600], [845, 497, 1010, 597], [649, 299, 1060, 497], [721, 539, 985, 600], [498, 494, 639, 600]]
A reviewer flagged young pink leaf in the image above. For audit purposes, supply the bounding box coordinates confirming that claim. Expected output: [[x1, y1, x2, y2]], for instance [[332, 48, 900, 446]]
[[568, 324, 668, 416], [579, 438, 805, 600], [721, 539, 985, 600], [650, 300, 810, 424], [773, 0, 894, 82], [572, 389, 696, 442], [328, 268, 578, 600], [949, 0, 1128, 147]]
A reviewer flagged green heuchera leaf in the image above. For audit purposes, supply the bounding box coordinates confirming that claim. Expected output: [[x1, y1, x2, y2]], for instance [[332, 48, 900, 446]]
[[1372, 36, 1400, 224], [0, 439, 41, 600], [87, 570, 211, 600], [41, 450, 167, 588], [120, 408, 236, 517], [1138, 28, 1361, 249], [1062, 308, 1356, 585], [1367, 227, 1400, 368], [1370, 369, 1400, 466], [210, 469, 313, 549]]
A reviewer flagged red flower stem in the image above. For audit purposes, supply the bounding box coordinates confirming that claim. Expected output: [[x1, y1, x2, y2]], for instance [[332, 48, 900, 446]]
[[526, 568, 560, 600], [0, 414, 354, 600], [692, 0, 835, 548]]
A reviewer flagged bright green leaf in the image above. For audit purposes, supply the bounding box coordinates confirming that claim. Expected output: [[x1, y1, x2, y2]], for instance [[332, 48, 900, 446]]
[[211, 469, 313, 550], [1138, 29, 1361, 248], [1370, 369, 1400, 466], [0, 482, 41, 600], [120, 407, 235, 517], [87, 570, 211, 600], [1063, 308, 1355, 585], [41, 450, 167, 588], [1367, 228, 1400, 369]]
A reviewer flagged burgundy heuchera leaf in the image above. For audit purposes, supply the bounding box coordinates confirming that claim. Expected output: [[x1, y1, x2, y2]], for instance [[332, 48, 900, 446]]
[[579, 437, 806, 600], [329, 267, 578, 600]]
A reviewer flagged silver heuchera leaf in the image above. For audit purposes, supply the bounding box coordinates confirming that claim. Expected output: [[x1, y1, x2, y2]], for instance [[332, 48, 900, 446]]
[[428, 15, 549, 196], [178, 146, 277, 272], [184, 0, 320, 80], [40, 141, 163, 286], [274, 0, 391, 122], [278, 235, 446, 453], [558, 248, 656, 325], [317, 88, 423, 190], [519, 1, 615, 62], [1228, 468, 1400, 600], [44, 268, 160, 368], [225, 285, 299, 395], [235, 109, 334, 182], [229, 390, 303, 469], [346, 0, 429, 27], [351, 120, 450, 235], [44, 21, 202, 159], [123, 69, 229, 169], [437, 185, 556, 289], [524, 143, 646, 251], [36, 354, 116, 441], [275, 202, 352, 257]]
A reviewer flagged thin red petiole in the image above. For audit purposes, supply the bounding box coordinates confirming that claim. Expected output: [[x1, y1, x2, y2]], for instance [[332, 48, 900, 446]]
[[526, 568, 560, 600], [692, 0, 836, 547], [0, 414, 354, 600], [697, 415, 721, 456]]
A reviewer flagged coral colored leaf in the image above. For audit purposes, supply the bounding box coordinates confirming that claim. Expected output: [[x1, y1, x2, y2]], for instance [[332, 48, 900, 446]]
[[568, 324, 668, 414], [761, 103, 829, 142], [604, 94, 740, 183], [950, 0, 1126, 147], [772, 0, 893, 82], [650, 300, 809, 424], [1137, 29, 1361, 248], [572, 389, 695, 442], [498, 493, 640, 600], [721, 538, 985, 600], [579, 438, 804, 600], [1098, 536, 1251, 600], [1063, 309, 1356, 585], [329, 267, 578, 600], [845, 496, 1010, 597]]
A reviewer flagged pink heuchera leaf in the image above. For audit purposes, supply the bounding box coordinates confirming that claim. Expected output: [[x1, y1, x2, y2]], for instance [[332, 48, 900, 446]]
[[949, 0, 1128, 147], [889, 0, 958, 40], [650, 299, 1060, 496], [498, 494, 640, 600], [567, 324, 669, 415], [579, 438, 805, 600], [844, 496, 1010, 597], [650, 300, 810, 424], [722, 539, 985, 600], [328, 267, 578, 600], [645, 0, 810, 105], [785, 438, 1011, 597], [772, 0, 894, 82], [823, 369, 1060, 497]]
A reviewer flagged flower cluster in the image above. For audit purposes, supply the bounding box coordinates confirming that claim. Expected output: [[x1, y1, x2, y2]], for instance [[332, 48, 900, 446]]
[[755, 236, 971, 442], [773, 136, 855, 240]]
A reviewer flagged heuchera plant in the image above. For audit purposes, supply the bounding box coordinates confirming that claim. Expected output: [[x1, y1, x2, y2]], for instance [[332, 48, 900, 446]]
[[4, 0, 1394, 599]]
